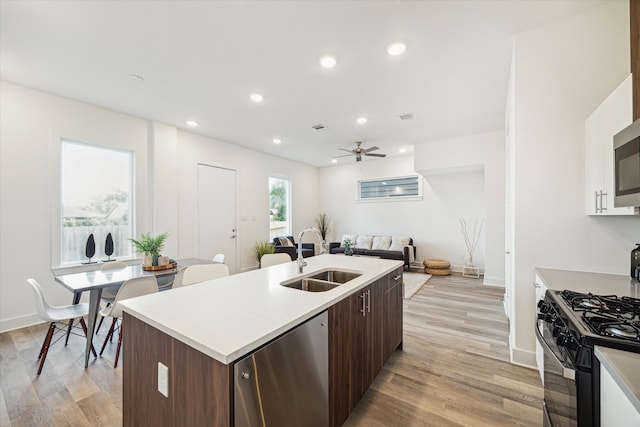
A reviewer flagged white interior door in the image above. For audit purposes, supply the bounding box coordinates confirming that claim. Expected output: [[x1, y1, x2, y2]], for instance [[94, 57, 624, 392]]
[[197, 164, 237, 273]]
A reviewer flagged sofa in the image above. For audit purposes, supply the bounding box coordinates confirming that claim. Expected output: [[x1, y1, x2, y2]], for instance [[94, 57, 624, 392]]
[[273, 236, 315, 261], [329, 234, 416, 270]]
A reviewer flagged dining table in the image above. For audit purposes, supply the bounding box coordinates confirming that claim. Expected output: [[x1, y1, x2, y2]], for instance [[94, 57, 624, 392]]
[[54, 258, 213, 368]]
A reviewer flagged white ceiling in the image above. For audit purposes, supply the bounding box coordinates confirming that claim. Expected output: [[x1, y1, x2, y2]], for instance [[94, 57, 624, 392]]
[[0, 0, 604, 167]]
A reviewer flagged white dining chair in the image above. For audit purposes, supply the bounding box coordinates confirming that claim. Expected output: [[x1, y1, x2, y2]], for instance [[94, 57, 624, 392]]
[[212, 253, 225, 263], [26, 278, 97, 375], [173, 264, 230, 288], [95, 261, 128, 334], [99, 275, 158, 368], [260, 253, 292, 268]]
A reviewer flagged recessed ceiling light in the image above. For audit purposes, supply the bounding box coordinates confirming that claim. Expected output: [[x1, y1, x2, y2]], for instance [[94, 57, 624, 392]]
[[250, 93, 264, 103], [186, 120, 198, 127], [331, 159, 338, 164], [398, 148, 406, 153], [356, 117, 368, 125], [320, 55, 337, 68], [273, 138, 282, 144], [387, 42, 406, 56]]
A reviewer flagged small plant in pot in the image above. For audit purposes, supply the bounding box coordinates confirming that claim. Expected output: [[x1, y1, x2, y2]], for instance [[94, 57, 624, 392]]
[[130, 232, 169, 267], [253, 240, 275, 268], [343, 238, 354, 256]]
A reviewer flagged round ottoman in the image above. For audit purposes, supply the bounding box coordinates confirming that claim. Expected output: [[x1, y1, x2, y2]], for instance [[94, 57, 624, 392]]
[[423, 259, 451, 276]]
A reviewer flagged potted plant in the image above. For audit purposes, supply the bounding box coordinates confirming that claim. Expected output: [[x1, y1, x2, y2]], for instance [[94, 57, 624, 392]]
[[130, 232, 169, 267], [313, 213, 332, 252], [253, 240, 275, 268], [343, 238, 354, 256]]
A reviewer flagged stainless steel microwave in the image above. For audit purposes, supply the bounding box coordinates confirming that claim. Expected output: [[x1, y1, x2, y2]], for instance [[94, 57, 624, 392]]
[[613, 119, 640, 208]]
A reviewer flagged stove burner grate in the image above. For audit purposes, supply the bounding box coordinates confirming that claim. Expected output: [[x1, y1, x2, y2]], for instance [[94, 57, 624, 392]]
[[581, 311, 640, 342], [561, 291, 640, 319]]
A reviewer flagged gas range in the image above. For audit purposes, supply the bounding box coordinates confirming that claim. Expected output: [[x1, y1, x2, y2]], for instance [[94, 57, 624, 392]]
[[542, 290, 640, 360], [560, 290, 640, 343]]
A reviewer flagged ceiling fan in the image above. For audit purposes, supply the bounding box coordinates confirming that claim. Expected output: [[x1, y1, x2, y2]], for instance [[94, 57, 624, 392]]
[[334, 141, 387, 162]]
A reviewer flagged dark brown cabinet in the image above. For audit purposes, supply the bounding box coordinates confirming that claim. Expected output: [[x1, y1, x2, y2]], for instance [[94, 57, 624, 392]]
[[329, 269, 403, 427]]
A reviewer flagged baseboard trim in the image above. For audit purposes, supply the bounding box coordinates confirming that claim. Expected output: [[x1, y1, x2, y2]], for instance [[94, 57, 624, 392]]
[[483, 276, 505, 287], [510, 346, 537, 369], [0, 313, 43, 334]]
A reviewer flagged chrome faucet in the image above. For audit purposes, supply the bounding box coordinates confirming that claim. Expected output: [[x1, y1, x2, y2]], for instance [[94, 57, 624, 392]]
[[297, 227, 323, 273]]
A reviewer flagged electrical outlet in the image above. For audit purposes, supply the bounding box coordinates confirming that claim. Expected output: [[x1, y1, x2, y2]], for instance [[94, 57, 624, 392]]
[[158, 362, 169, 397]]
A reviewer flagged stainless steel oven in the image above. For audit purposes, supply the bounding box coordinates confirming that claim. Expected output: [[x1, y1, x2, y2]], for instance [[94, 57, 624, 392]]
[[537, 289, 640, 427], [536, 307, 577, 426]]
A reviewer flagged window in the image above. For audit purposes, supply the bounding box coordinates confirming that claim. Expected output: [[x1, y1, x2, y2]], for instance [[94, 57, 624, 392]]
[[269, 177, 290, 239], [358, 175, 422, 200], [61, 140, 134, 264]]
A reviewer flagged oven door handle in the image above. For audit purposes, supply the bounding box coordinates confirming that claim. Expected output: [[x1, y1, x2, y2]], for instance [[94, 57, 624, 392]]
[[534, 322, 576, 381]]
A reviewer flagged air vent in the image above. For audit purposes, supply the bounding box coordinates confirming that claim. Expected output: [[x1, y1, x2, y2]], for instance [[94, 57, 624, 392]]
[[312, 123, 326, 130], [399, 113, 414, 121]]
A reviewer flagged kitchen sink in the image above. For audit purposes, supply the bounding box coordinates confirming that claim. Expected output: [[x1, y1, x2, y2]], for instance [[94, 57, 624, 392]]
[[281, 278, 339, 292], [281, 269, 362, 292], [308, 270, 361, 284]]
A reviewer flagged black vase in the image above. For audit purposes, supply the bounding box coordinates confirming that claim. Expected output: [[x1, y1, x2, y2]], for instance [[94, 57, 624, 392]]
[[83, 234, 96, 264], [104, 233, 115, 261], [631, 244, 640, 279]]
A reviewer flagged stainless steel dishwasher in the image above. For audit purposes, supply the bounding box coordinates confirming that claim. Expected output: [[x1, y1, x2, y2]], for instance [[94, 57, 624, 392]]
[[234, 310, 328, 427]]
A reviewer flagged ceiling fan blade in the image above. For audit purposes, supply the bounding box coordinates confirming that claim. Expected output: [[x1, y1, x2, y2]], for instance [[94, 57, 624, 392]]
[[339, 148, 355, 153], [333, 154, 354, 158], [364, 153, 387, 157], [363, 146, 379, 153]]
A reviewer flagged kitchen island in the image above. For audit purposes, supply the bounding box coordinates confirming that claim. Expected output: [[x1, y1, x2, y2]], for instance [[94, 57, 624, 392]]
[[120, 254, 404, 426]]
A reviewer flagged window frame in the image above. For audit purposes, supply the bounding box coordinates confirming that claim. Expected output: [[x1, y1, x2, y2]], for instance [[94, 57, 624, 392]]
[[268, 176, 291, 239], [356, 174, 423, 202], [51, 131, 141, 271]]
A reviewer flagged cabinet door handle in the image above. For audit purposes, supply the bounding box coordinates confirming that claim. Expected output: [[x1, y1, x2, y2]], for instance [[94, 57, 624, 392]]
[[392, 275, 401, 281], [360, 293, 366, 317], [601, 191, 607, 212], [366, 290, 371, 313]]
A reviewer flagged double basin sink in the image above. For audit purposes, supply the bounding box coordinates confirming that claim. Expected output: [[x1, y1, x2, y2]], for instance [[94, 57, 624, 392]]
[[281, 269, 362, 292]]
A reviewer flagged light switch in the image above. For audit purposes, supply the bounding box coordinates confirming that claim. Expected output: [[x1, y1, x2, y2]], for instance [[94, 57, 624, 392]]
[[158, 362, 169, 397]]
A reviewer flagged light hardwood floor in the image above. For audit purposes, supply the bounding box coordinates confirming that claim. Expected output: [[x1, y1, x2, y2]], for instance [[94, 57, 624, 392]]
[[0, 274, 542, 426]]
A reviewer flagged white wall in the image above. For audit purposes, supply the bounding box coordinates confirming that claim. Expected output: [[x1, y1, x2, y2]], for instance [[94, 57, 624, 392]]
[[414, 130, 506, 285], [0, 81, 319, 332], [509, 1, 638, 366], [318, 153, 499, 281]]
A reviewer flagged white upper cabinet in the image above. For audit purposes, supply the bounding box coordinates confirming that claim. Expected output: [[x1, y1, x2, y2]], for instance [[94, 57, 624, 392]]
[[585, 75, 637, 215]]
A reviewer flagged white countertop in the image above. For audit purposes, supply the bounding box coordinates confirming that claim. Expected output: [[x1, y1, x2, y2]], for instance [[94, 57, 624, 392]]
[[595, 346, 640, 413], [535, 268, 640, 297], [120, 254, 403, 364]]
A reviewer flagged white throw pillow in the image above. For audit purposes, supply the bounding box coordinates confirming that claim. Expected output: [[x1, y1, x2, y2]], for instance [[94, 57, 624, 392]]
[[389, 236, 410, 252], [355, 235, 373, 249], [342, 235, 357, 246], [371, 236, 391, 250], [279, 237, 294, 247]]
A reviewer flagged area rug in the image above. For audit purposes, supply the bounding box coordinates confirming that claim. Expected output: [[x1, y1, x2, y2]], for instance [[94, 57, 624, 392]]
[[403, 272, 432, 299]]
